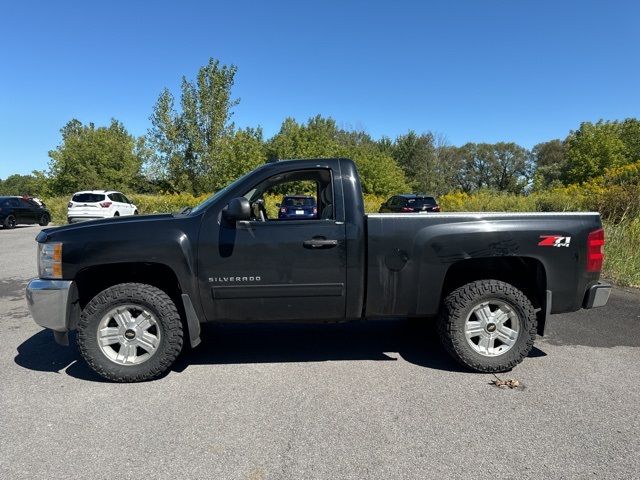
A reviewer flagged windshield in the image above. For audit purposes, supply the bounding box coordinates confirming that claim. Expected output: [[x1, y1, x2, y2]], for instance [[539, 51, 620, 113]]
[[189, 168, 258, 215]]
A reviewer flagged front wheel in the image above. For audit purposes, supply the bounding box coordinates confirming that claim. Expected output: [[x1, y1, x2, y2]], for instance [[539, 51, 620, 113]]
[[438, 280, 537, 372], [77, 283, 184, 382], [39, 213, 50, 226]]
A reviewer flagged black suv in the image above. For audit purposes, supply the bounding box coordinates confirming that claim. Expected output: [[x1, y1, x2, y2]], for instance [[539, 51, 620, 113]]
[[0, 196, 51, 229], [378, 194, 440, 213]]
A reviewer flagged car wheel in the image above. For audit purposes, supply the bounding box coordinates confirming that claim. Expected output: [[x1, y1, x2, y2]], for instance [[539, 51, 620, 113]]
[[77, 283, 184, 382], [134, 210, 139, 215], [438, 279, 537, 372], [38, 213, 50, 226], [3, 215, 17, 229], [113, 212, 120, 217]]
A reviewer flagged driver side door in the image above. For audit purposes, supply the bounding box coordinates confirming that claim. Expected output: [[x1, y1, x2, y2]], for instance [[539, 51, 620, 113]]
[[198, 167, 347, 322]]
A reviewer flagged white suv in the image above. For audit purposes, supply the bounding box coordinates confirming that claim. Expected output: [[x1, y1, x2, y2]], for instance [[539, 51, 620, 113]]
[[67, 190, 138, 223]]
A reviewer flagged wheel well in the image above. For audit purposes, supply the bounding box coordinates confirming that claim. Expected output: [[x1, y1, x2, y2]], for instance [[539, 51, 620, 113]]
[[441, 257, 547, 309], [75, 263, 183, 311]]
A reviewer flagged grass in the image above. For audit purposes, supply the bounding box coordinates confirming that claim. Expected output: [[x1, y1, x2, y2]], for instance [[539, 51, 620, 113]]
[[602, 219, 640, 287]]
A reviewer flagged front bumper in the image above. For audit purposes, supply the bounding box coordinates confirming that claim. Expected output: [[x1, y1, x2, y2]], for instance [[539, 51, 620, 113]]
[[25, 279, 79, 343], [583, 282, 612, 309]]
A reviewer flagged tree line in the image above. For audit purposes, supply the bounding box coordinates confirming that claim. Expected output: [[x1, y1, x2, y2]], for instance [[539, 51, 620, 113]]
[[2, 58, 639, 198]]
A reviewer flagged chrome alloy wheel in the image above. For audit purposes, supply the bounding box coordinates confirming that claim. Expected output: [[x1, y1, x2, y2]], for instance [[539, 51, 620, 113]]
[[464, 300, 520, 357], [96, 305, 161, 365]]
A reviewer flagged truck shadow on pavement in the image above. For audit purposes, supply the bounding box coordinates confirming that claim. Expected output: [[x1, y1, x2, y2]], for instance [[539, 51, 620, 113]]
[[14, 319, 547, 382]]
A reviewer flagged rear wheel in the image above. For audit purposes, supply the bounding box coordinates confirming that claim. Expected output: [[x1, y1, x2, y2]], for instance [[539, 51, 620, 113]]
[[77, 283, 184, 382], [438, 280, 537, 372], [38, 213, 50, 226], [3, 215, 16, 229]]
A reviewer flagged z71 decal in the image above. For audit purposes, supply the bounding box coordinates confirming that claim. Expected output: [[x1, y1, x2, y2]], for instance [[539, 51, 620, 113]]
[[538, 235, 571, 247]]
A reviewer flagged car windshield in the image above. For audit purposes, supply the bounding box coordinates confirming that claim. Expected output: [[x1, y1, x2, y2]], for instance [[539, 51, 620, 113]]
[[189, 168, 258, 215], [283, 197, 316, 207], [72, 193, 105, 203], [408, 197, 436, 207]]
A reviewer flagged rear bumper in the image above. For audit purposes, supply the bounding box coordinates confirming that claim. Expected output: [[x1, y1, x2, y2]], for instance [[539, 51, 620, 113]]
[[67, 216, 104, 223], [583, 282, 612, 309], [25, 279, 79, 338]]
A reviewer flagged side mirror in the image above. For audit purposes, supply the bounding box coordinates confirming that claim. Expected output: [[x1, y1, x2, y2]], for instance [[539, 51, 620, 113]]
[[223, 197, 251, 223]]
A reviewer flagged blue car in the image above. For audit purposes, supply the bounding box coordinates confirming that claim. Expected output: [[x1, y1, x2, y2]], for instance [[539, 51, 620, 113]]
[[278, 195, 317, 220]]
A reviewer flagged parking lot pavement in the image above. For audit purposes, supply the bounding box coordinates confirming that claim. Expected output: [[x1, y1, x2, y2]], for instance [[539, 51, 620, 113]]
[[1, 225, 639, 479]]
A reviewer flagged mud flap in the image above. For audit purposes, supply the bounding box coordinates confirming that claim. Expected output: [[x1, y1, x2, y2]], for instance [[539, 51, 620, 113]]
[[181, 294, 202, 348], [536, 290, 552, 336]]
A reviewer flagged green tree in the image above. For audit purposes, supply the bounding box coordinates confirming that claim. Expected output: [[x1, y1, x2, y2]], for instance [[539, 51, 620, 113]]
[[48, 119, 143, 195], [146, 58, 240, 194], [216, 127, 267, 187], [391, 131, 436, 192], [619, 118, 640, 162], [446, 142, 529, 193], [564, 121, 629, 184], [267, 115, 408, 196], [531, 139, 566, 190], [490, 142, 530, 193], [0, 173, 48, 196]]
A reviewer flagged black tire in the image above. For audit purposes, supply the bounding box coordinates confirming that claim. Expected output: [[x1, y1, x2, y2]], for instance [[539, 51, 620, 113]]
[[77, 283, 183, 382], [134, 210, 139, 215], [38, 213, 50, 226], [113, 212, 120, 217], [438, 280, 537, 373], [3, 215, 17, 229]]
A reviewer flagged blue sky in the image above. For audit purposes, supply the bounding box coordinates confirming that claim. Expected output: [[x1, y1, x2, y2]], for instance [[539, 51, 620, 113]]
[[1, 0, 638, 178]]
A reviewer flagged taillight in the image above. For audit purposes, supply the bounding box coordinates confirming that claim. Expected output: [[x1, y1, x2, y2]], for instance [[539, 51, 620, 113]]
[[100, 201, 112, 208], [587, 228, 605, 272], [67, 202, 73, 208], [401, 207, 413, 212], [280, 207, 287, 214]]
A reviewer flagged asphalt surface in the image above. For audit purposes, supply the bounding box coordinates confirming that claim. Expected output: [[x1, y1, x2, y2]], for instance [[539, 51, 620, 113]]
[[1, 225, 639, 479]]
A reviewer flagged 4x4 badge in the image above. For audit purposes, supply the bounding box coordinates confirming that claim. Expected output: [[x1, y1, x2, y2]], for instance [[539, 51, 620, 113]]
[[538, 235, 571, 247]]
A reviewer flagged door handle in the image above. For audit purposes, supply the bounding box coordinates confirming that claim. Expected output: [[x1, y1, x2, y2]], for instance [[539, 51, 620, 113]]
[[303, 238, 338, 249]]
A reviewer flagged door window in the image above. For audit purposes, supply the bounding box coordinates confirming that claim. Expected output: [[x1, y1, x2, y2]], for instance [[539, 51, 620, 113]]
[[242, 169, 334, 222]]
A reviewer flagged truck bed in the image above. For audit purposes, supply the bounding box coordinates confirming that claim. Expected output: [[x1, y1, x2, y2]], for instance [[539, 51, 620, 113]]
[[365, 212, 603, 317]]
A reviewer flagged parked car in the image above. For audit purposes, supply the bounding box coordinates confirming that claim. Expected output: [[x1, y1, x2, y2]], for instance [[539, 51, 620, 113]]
[[67, 190, 137, 223], [0, 196, 50, 229], [278, 195, 317, 219], [379, 194, 440, 213], [26, 158, 610, 382]]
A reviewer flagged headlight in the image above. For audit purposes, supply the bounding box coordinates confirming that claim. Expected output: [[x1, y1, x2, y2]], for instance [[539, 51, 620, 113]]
[[38, 242, 63, 279]]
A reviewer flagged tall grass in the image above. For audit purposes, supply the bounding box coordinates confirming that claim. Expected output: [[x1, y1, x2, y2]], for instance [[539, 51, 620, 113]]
[[602, 218, 640, 286]]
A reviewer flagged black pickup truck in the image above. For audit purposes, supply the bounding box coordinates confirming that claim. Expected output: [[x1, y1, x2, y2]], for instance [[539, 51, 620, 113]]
[[26, 158, 611, 382]]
